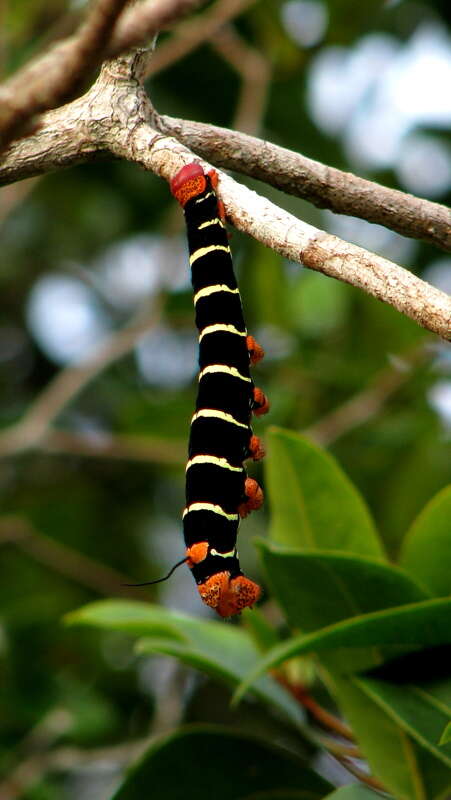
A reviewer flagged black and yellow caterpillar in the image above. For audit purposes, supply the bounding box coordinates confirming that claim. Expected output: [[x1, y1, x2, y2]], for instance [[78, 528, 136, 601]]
[[171, 163, 269, 617]]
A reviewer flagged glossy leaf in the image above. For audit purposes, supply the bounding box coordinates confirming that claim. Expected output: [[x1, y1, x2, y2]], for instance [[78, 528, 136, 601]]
[[331, 674, 451, 800], [266, 427, 384, 557], [111, 725, 333, 800], [353, 677, 451, 768], [439, 722, 451, 746], [66, 600, 304, 729], [258, 542, 428, 631], [234, 596, 451, 703], [400, 485, 451, 597], [254, 542, 428, 673]]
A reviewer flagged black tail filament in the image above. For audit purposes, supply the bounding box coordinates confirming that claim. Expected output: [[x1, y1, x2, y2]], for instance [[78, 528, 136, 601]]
[[122, 557, 188, 587]]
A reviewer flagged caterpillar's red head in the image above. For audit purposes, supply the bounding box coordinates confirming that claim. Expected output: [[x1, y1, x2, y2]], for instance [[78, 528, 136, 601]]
[[198, 571, 261, 618], [171, 163, 207, 207]]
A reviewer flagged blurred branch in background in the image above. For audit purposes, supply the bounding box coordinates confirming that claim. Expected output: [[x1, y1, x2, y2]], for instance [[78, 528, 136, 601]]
[[304, 344, 430, 447], [0, 516, 141, 598], [39, 429, 185, 465], [0, 297, 164, 457], [146, 0, 256, 78], [145, 0, 258, 78], [154, 114, 451, 253], [212, 26, 271, 135], [2, 343, 427, 467], [0, 732, 148, 800]]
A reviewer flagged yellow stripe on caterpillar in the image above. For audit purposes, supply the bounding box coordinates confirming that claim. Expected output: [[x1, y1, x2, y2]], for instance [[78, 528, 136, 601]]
[[186, 454, 244, 472], [195, 191, 214, 204], [198, 364, 251, 383], [198, 218, 224, 230], [191, 408, 249, 429], [199, 323, 246, 342], [189, 245, 230, 266], [193, 285, 239, 305], [182, 503, 239, 521], [210, 548, 237, 558]]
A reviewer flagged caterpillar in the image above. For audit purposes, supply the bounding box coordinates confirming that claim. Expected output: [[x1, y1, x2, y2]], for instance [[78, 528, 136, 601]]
[[171, 163, 269, 618]]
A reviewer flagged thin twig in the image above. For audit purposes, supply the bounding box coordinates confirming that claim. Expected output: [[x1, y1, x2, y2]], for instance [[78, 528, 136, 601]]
[[319, 738, 361, 759], [153, 114, 451, 253], [276, 676, 355, 741], [335, 756, 387, 793], [276, 676, 387, 793]]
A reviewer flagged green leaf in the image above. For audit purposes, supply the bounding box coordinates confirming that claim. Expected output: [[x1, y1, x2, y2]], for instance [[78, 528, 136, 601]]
[[439, 721, 451, 746], [234, 597, 451, 704], [111, 726, 332, 800], [255, 542, 428, 673], [66, 600, 303, 730], [330, 674, 445, 800], [324, 787, 389, 800], [400, 486, 451, 597], [266, 428, 383, 557], [259, 542, 428, 632], [353, 677, 451, 768]]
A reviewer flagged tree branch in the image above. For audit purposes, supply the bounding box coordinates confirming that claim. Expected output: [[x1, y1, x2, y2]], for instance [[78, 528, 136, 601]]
[[0, 0, 208, 152], [0, 516, 140, 598], [39, 429, 185, 464], [123, 127, 450, 340], [152, 114, 451, 253], [0, 0, 129, 150], [0, 58, 449, 342], [0, 297, 163, 457], [303, 345, 429, 446], [106, 0, 207, 57]]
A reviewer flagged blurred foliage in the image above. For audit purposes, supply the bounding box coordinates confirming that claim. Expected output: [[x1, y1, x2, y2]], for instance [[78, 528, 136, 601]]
[[1, 0, 450, 798]]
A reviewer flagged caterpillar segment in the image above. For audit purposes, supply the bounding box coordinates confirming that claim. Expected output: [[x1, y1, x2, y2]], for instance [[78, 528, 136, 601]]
[[171, 162, 269, 617]]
